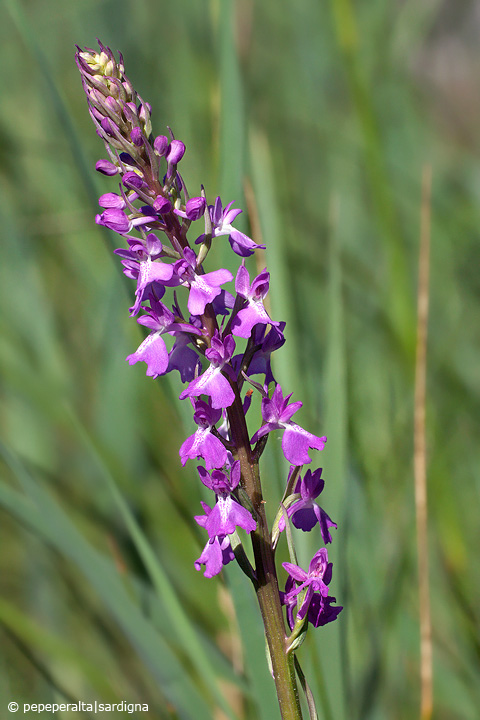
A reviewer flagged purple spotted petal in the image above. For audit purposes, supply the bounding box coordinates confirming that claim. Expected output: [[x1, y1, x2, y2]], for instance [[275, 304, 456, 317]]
[[179, 366, 235, 409], [194, 536, 234, 578], [126, 332, 169, 378], [205, 496, 256, 538], [282, 424, 327, 465]]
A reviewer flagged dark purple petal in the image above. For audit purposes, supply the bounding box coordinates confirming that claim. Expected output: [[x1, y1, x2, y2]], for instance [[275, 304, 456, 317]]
[[308, 595, 343, 627], [228, 229, 265, 257], [130, 127, 143, 146], [314, 505, 337, 544], [192, 399, 223, 429], [123, 171, 145, 189], [290, 505, 318, 532], [167, 338, 201, 382]]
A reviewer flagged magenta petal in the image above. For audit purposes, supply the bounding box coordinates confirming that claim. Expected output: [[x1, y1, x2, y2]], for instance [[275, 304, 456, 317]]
[[180, 367, 235, 410], [282, 424, 326, 465], [205, 496, 256, 537], [201, 433, 228, 469], [235, 262, 251, 297], [179, 429, 208, 466], [282, 562, 308, 583], [231, 305, 272, 338], [194, 538, 224, 577], [126, 332, 169, 378], [250, 421, 279, 445], [278, 400, 303, 424], [187, 283, 219, 315]]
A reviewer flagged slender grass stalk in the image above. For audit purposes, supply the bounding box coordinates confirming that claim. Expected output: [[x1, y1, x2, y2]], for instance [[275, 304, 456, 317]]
[[414, 164, 433, 720], [329, 0, 415, 354]]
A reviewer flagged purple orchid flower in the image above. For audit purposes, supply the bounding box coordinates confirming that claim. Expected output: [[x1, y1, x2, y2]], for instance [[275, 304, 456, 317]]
[[278, 468, 337, 543], [127, 300, 200, 378], [196, 197, 265, 257], [251, 384, 327, 465], [194, 501, 235, 578], [115, 233, 174, 316], [197, 462, 256, 538], [282, 549, 342, 628], [282, 549, 330, 621], [179, 332, 236, 409], [231, 263, 280, 338], [175, 247, 233, 316], [179, 399, 228, 469]]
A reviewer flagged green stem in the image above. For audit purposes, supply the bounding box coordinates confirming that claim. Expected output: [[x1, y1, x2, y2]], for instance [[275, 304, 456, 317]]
[[227, 388, 303, 720]]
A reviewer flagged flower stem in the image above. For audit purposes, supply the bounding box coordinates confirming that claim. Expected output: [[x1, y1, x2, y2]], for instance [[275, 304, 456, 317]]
[[227, 387, 303, 720]]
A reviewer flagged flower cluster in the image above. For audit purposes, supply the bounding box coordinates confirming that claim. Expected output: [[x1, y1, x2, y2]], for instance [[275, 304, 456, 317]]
[[76, 41, 342, 634]]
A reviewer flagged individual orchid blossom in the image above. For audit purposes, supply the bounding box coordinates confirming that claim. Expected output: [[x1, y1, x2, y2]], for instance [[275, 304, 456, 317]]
[[194, 502, 235, 578], [278, 468, 337, 543], [196, 462, 256, 538], [175, 247, 233, 316], [115, 233, 174, 316], [282, 554, 342, 630], [126, 300, 200, 378], [282, 549, 331, 621], [251, 384, 327, 465], [231, 263, 280, 338], [196, 197, 265, 257], [179, 333, 236, 409], [179, 399, 228, 469]]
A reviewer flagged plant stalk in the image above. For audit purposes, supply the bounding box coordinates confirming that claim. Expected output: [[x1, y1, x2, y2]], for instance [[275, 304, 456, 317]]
[[227, 388, 303, 720]]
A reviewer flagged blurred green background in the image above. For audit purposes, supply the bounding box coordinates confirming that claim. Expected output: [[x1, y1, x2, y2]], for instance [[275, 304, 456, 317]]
[[0, 0, 479, 718]]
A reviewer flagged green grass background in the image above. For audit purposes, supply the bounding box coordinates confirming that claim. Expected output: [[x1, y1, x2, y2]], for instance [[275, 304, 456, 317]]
[[0, 0, 479, 718]]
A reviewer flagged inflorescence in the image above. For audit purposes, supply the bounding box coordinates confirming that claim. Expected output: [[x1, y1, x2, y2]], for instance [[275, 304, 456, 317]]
[[75, 40, 342, 636]]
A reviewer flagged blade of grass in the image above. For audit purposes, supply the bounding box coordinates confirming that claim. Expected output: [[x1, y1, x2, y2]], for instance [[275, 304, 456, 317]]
[[414, 164, 433, 720], [217, 0, 245, 207], [0, 444, 213, 720], [0, 599, 121, 704], [328, 0, 415, 357], [316, 193, 348, 718]]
